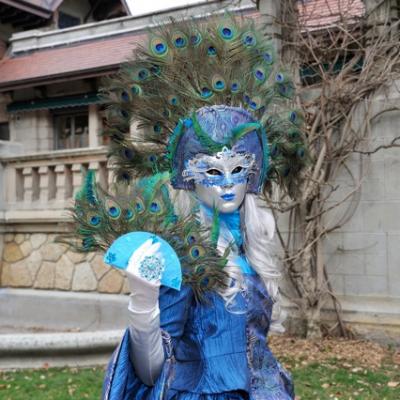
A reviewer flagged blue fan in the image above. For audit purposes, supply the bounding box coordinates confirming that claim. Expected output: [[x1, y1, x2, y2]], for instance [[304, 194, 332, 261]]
[[104, 231, 182, 291]]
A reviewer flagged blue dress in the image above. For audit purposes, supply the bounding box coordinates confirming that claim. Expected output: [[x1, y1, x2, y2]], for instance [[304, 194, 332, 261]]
[[102, 273, 294, 400], [103, 209, 294, 399]]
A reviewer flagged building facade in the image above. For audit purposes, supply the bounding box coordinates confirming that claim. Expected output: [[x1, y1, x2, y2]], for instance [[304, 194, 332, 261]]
[[0, 0, 133, 296], [0, 0, 399, 343]]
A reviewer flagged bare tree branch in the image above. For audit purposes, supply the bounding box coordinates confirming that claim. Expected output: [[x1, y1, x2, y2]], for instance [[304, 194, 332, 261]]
[[267, 0, 400, 338], [353, 136, 400, 154]]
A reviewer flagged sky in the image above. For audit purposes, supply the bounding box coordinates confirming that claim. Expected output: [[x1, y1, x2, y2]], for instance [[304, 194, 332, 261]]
[[126, 0, 207, 17]]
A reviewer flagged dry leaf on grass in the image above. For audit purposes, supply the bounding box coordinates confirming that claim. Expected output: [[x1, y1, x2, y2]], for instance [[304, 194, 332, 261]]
[[269, 336, 391, 369]]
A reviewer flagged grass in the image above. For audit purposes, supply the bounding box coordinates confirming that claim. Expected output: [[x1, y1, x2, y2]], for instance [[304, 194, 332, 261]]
[[290, 359, 400, 399], [0, 360, 399, 400], [0, 367, 104, 400]]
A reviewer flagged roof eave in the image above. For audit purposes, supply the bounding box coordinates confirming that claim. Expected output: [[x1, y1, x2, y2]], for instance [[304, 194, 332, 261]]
[[0, 0, 54, 19], [0, 65, 120, 92]]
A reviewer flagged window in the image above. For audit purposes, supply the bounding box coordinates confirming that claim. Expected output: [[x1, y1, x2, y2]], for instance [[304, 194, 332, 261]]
[[300, 55, 363, 86], [58, 12, 81, 29], [0, 122, 9, 141], [54, 110, 89, 150]]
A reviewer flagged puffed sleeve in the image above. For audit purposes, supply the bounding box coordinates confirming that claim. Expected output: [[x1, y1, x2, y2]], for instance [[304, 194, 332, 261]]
[[159, 284, 194, 344]]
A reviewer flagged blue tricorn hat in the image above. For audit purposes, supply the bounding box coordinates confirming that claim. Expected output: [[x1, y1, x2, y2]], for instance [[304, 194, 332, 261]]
[[168, 105, 269, 193]]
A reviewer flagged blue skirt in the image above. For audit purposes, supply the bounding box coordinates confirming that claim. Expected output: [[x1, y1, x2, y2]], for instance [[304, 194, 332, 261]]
[[102, 330, 292, 400]]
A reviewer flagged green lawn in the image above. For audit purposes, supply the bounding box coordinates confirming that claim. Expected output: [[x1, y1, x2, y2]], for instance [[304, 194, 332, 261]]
[[0, 367, 103, 399], [0, 358, 399, 400], [290, 359, 400, 399]]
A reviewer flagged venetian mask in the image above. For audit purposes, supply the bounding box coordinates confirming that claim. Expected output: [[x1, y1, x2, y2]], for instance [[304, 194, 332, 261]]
[[183, 147, 256, 213]]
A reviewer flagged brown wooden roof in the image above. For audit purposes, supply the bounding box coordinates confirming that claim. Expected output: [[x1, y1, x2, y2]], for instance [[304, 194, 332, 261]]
[[0, 32, 145, 90]]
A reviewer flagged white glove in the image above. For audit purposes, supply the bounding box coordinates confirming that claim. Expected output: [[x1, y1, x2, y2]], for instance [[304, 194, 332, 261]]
[[126, 238, 165, 386], [127, 239, 164, 311]]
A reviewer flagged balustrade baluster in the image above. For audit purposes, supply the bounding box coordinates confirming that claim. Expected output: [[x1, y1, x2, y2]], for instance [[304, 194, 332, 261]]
[[38, 166, 50, 202], [72, 163, 88, 197], [5, 166, 19, 204], [89, 161, 107, 191], [108, 163, 114, 187], [2, 149, 107, 210], [22, 167, 33, 203], [55, 164, 66, 201], [99, 161, 108, 191]]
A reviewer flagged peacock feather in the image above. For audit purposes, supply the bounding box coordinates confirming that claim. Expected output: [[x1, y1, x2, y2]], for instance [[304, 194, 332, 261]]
[[100, 13, 308, 196], [57, 171, 228, 301]]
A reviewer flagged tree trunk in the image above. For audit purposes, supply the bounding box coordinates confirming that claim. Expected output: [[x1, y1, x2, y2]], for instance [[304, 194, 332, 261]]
[[305, 305, 322, 339]]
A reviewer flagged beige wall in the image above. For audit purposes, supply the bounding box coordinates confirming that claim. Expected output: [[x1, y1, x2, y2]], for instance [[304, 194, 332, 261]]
[[7, 79, 102, 154], [9, 110, 53, 153]]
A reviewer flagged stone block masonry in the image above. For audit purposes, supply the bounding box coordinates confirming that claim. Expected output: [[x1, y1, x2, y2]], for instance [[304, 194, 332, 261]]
[[0, 233, 129, 294]]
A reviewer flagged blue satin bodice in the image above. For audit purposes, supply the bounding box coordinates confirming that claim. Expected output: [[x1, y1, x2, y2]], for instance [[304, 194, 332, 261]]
[[158, 274, 293, 398], [160, 282, 248, 393]]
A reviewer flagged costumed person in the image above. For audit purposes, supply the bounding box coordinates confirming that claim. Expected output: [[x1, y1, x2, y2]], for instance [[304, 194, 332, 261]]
[[63, 13, 307, 400]]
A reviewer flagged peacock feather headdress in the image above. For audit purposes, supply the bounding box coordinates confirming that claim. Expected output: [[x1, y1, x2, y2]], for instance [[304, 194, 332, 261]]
[[103, 13, 307, 196], [59, 13, 308, 299]]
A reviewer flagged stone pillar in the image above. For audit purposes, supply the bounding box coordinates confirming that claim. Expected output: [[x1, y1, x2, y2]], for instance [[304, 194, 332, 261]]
[[36, 110, 54, 151], [22, 167, 34, 203], [259, 0, 299, 79], [72, 163, 88, 197], [258, 0, 282, 51], [89, 161, 108, 190], [38, 166, 54, 202], [108, 162, 114, 187], [100, 161, 109, 190], [38, 166, 48, 202], [55, 164, 67, 201], [88, 104, 101, 148]]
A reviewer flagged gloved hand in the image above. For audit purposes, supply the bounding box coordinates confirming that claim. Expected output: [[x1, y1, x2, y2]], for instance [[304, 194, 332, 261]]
[[126, 239, 166, 385], [126, 238, 165, 311]]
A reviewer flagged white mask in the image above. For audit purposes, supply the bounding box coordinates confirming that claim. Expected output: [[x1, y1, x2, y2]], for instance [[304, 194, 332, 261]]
[[183, 147, 256, 213]]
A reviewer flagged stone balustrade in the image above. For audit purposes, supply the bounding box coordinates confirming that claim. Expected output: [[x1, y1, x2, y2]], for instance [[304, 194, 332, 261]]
[[0, 147, 109, 212], [0, 147, 129, 294]]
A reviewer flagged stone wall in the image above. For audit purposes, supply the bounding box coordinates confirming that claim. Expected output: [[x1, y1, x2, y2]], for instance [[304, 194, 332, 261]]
[[323, 84, 400, 299], [0, 233, 129, 294], [9, 110, 53, 153]]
